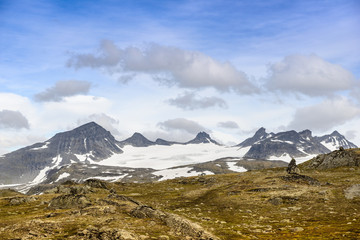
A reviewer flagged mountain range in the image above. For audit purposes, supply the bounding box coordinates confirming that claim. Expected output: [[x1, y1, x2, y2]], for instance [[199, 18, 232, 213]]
[[0, 122, 357, 192]]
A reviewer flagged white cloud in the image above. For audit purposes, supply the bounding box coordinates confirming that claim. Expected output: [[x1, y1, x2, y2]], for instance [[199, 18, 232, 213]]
[[168, 91, 227, 110], [34, 80, 92, 102], [68, 40, 258, 94], [157, 118, 208, 135], [266, 54, 356, 96], [288, 97, 360, 132], [0, 110, 29, 129]]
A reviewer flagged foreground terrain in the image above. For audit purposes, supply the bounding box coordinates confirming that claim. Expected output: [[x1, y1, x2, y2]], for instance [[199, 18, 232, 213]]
[[1, 157, 359, 239]]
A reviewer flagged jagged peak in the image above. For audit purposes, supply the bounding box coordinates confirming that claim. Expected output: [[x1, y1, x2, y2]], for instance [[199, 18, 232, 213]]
[[330, 130, 342, 137], [130, 132, 147, 138], [254, 127, 267, 135], [299, 129, 312, 138], [51, 121, 112, 140], [186, 131, 219, 145], [195, 131, 211, 139]]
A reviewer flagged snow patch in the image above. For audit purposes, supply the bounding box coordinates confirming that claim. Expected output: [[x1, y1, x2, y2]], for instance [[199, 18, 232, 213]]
[[0, 183, 22, 189], [270, 139, 293, 144], [31, 142, 50, 150], [153, 167, 213, 181], [55, 172, 70, 182], [84, 174, 128, 182], [321, 138, 340, 151], [31, 155, 63, 185], [226, 162, 247, 172]]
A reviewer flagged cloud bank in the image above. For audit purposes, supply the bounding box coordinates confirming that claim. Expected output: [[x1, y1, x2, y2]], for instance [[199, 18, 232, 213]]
[[0, 110, 30, 129], [288, 97, 360, 132], [266, 54, 355, 96], [34, 80, 92, 102], [168, 91, 227, 110], [68, 40, 258, 94], [157, 118, 208, 135], [217, 121, 239, 129]]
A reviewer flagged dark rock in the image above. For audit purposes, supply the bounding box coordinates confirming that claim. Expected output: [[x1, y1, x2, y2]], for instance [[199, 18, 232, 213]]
[[286, 158, 300, 174], [48, 194, 91, 209], [280, 174, 320, 186], [84, 179, 110, 190]]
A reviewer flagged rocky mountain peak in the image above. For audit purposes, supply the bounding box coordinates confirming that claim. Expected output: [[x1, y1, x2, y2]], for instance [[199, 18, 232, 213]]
[[236, 127, 269, 148], [186, 131, 219, 145], [330, 130, 342, 137], [299, 129, 312, 139], [119, 132, 155, 147], [254, 127, 267, 137], [48, 121, 122, 159], [50, 122, 112, 141]]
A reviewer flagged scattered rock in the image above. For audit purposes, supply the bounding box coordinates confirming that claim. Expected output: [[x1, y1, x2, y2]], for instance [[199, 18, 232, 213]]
[[344, 184, 360, 200], [292, 227, 304, 232]]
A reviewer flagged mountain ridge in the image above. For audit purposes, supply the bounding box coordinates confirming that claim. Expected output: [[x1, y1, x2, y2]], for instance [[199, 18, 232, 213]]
[[0, 122, 357, 190]]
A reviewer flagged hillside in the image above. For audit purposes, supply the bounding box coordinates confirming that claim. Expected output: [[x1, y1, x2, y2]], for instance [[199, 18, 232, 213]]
[[1, 153, 359, 239]]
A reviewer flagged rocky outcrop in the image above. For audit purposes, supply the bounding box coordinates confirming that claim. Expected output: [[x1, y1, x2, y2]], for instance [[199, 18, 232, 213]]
[[306, 148, 360, 169], [48, 194, 92, 209], [8, 196, 36, 205]]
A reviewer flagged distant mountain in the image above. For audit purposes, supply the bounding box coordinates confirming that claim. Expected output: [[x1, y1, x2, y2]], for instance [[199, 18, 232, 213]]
[[239, 128, 357, 160], [119, 132, 155, 147], [0, 122, 122, 184], [315, 131, 357, 151], [186, 132, 220, 145]]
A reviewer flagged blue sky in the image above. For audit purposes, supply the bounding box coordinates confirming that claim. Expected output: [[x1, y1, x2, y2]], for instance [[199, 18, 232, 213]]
[[0, 0, 359, 154]]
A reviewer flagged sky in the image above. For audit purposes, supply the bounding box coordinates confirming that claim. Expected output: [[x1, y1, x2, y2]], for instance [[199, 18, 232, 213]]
[[0, 0, 360, 154]]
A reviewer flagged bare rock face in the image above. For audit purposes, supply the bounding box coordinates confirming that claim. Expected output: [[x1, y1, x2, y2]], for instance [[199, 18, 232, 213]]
[[307, 148, 360, 169]]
